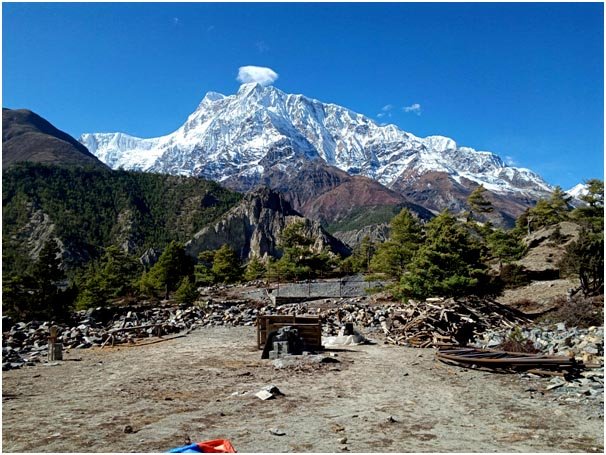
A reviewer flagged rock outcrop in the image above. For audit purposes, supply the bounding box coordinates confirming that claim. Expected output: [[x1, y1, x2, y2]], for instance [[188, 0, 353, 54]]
[[332, 223, 391, 249], [185, 187, 351, 260], [516, 221, 582, 280]]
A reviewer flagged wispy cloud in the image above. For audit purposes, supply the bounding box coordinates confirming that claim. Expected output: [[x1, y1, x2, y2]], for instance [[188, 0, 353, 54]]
[[403, 103, 422, 115], [504, 155, 517, 166], [172, 17, 180, 26], [255, 41, 269, 53], [237, 65, 279, 86], [377, 104, 393, 119]]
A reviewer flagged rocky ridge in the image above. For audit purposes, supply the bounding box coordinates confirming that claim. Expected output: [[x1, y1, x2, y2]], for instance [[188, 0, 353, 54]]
[[184, 187, 350, 260], [3, 108, 106, 170]]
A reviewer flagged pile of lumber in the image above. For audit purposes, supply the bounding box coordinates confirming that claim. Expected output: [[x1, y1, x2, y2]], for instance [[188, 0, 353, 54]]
[[382, 297, 530, 348]]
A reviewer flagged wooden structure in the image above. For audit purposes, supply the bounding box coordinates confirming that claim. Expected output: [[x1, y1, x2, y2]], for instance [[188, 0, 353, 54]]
[[256, 315, 323, 351], [47, 325, 63, 361]]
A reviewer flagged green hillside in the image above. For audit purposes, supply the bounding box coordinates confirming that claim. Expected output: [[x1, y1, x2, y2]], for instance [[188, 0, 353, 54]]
[[2, 163, 242, 276]]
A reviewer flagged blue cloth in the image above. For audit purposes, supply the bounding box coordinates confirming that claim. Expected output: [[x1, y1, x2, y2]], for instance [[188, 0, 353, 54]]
[[168, 443, 203, 453]]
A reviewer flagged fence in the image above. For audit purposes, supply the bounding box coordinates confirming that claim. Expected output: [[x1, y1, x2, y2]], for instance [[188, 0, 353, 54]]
[[266, 274, 385, 299]]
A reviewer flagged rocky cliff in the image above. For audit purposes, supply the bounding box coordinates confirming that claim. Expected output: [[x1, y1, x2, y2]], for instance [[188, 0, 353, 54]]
[[185, 187, 351, 261]]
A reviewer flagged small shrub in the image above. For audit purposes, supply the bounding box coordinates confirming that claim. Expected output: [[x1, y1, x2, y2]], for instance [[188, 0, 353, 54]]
[[497, 327, 540, 353], [538, 295, 604, 328], [174, 277, 199, 306]]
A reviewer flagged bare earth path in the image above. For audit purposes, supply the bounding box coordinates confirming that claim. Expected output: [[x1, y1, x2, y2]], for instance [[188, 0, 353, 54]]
[[2, 326, 603, 452]]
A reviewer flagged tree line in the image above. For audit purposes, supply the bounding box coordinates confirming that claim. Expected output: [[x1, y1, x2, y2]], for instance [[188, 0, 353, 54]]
[[2, 176, 603, 322]]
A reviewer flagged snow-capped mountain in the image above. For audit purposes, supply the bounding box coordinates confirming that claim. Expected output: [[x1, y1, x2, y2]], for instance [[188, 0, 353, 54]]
[[81, 83, 552, 203], [567, 183, 588, 199]]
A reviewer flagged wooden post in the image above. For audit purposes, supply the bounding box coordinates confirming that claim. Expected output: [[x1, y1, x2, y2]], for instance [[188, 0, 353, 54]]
[[47, 325, 63, 361]]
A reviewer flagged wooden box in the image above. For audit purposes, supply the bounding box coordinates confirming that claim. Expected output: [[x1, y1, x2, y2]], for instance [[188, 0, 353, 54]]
[[256, 314, 323, 351]]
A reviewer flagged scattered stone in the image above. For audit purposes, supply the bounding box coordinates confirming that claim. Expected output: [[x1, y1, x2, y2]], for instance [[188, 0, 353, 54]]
[[268, 428, 286, 436], [123, 425, 134, 434], [339, 437, 348, 444], [255, 390, 274, 401]]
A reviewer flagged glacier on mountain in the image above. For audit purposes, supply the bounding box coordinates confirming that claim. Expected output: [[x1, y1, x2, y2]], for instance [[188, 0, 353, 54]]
[[80, 83, 552, 197]]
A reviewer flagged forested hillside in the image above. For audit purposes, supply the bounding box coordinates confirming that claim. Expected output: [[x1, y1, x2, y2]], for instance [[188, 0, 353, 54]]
[[2, 163, 242, 276]]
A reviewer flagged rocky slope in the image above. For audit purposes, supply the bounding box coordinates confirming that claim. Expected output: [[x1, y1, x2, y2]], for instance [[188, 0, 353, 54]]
[[81, 83, 554, 224], [185, 187, 350, 261], [3, 108, 106, 170]]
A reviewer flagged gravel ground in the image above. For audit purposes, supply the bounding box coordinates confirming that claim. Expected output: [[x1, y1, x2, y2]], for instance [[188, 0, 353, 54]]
[[2, 325, 603, 453]]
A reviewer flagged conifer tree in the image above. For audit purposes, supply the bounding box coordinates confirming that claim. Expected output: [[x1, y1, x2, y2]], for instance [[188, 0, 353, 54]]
[[3, 239, 73, 320], [485, 228, 526, 270], [466, 185, 493, 221], [211, 244, 243, 284], [274, 221, 332, 280], [141, 241, 192, 299], [76, 246, 142, 309], [370, 209, 423, 279], [194, 250, 216, 286], [175, 277, 199, 305], [397, 211, 490, 299], [244, 256, 266, 281], [522, 186, 573, 233]]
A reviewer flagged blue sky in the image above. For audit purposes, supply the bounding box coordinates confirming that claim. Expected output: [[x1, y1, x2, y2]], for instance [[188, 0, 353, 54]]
[[3, 2, 603, 188]]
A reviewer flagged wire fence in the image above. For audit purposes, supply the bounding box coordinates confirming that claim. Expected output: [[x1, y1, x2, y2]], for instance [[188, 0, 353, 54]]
[[265, 274, 385, 299]]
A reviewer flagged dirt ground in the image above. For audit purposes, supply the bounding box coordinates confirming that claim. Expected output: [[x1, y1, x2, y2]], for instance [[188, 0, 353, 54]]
[[2, 325, 603, 453]]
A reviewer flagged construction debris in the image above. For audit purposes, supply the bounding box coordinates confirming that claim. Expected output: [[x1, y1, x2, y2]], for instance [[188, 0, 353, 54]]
[[436, 346, 583, 376], [317, 297, 530, 348], [474, 325, 604, 363]]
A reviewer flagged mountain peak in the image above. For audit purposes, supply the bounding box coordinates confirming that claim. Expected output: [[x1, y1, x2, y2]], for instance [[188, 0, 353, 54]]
[[237, 82, 265, 96], [82, 84, 554, 212], [201, 91, 226, 103]]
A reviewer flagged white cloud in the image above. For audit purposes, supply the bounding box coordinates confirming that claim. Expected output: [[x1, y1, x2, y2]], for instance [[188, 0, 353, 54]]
[[237, 65, 279, 86], [172, 17, 180, 26], [377, 104, 394, 119], [504, 155, 517, 166], [403, 103, 422, 115]]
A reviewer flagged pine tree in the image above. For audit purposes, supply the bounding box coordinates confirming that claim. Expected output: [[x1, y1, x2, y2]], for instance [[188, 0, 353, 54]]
[[559, 179, 604, 296], [397, 211, 490, 299], [75, 246, 142, 309], [141, 241, 192, 299], [194, 250, 216, 286], [175, 277, 199, 305], [2, 239, 73, 321], [467, 185, 493, 221], [573, 179, 604, 232], [211, 244, 243, 284], [559, 228, 604, 296], [370, 209, 423, 279], [244, 256, 266, 281], [486, 228, 526, 270], [273, 221, 333, 280], [523, 186, 573, 233], [342, 236, 376, 273]]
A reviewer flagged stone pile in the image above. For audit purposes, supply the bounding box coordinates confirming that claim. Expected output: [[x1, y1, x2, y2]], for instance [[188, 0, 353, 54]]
[[474, 324, 604, 363], [2, 301, 261, 370], [475, 324, 604, 405]]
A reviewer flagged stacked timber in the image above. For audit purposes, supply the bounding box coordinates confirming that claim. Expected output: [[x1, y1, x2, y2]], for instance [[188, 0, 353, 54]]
[[382, 297, 531, 347]]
